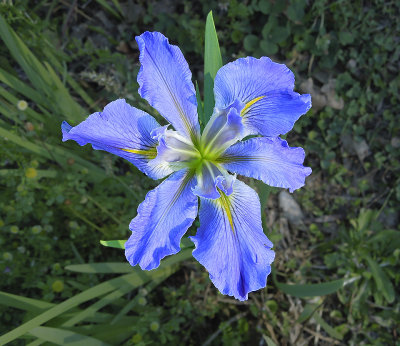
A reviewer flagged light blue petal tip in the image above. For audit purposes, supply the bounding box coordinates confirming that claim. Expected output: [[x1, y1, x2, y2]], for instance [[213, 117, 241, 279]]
[[61, 121, 72, 133]]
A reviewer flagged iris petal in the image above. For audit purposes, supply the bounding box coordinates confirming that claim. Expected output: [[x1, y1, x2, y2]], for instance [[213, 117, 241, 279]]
[[61, 99, 169, 180], [214, 57, 311, 137], [151, 126, 199, 164], [190, 180, 275, 301], [201, 100, 245, 157], [136, 32, 200, 141], [192, 163, 235, 199], [241, 91, 311, 137], [220, 137, 312, 193], [125, 169, 198, 270]]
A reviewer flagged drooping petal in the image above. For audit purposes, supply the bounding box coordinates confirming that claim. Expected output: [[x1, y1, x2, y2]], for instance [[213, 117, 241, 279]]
[[125, 169, 198, 270], [190, 180, 275, 301], [219, 137, 312, 193], [136, 32, 200, 140], [192, 162, 235, 199], [61, 99, 170, 179], [214, 57, 311, 137]]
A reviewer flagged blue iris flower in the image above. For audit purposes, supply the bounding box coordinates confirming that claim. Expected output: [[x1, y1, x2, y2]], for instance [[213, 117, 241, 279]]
[[62, 32, 311, 301]]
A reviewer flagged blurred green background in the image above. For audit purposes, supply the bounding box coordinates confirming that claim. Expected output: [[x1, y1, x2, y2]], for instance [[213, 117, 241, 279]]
[[0, 0, 399, 344]]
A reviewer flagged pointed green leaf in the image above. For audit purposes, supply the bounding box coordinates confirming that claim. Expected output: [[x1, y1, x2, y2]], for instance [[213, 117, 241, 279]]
[[0, 291, 54, 313], [94, 0, 121, 19], [275, 278, 346, 298], [0, 127, 104, 182], [100, 240, 126, 249], [0, 13, 84, 123], [195, 81, 204, 128], [366, 257, 395, 303], [263, 335, 278, 346], [63, 265, 177, 327], [296, 303, 320, 323], [203, 11, 222, 126], [313, 314, 344, 340], [0, 249, 192, 345]]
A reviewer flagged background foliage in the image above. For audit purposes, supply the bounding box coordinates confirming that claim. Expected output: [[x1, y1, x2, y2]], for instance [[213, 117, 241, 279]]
[[0, 0, 399, 344]]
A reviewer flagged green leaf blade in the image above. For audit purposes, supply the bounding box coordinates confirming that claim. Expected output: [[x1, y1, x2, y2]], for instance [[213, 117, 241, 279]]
[[366, 257, 395, 303], [29, 326, 110, 346], [65, 263, 133, 274], [0, 291, 54, 313], [313, 314, 344, 340], [195, 81, 204, 128], [275, 278, 346, 298], [100, 240, 126, 249], [203, 11, 222, 127], [0, 249, 192, 345]]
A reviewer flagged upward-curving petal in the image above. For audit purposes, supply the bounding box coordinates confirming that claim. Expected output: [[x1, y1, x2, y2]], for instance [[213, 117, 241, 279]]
[[136, 32, 200, 141], [219, 137, 312, 193], [125, 169, 198, 270], [61, 99, 170, 180], [190, 180, 275, 301], [214, 57, 311, 137], [192, 162, 236, 199], [201, 99, 245, 157]]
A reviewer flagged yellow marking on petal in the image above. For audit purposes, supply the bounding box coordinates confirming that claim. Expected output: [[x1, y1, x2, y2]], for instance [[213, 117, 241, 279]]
[[240, 96, 265, 117], [121, 148, 157, 159], [218, 190, 234, 234]]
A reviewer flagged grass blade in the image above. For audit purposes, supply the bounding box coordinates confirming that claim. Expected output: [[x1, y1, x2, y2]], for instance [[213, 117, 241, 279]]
[[366, 257, 395, 303], [0, 14, 84, 123], [0, 249, 192, 344], [62, 265, 177, 327], [65, 263, 133, 274], [29, 326, 110, 346], [0, 127, 104, 181], [313, 314, 344, 340], [275, 278, 346, 298], [0, 291, 54, 313]]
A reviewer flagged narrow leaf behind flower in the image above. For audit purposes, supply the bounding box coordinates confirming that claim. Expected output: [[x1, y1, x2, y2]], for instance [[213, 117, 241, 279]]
[[195, 81, 204, 127], [203, 11, 222, 127]]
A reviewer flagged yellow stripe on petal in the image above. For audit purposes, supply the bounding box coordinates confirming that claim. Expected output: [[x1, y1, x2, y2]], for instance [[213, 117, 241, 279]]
[[218, 190, 234, 234], [121, 148, 157, 159], [240, 96, 265, 117]]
